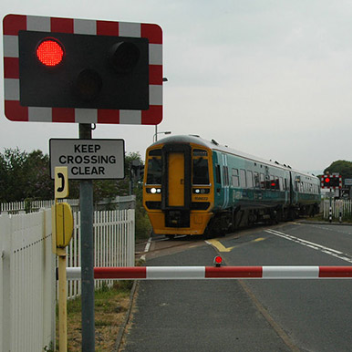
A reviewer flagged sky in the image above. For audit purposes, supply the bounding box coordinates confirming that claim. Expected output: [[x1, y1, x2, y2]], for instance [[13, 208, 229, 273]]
[[2, 0, 352, 175]]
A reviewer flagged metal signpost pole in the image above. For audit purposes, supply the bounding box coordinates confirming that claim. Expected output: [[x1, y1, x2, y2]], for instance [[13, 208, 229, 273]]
[[79, 123, 95, 351]]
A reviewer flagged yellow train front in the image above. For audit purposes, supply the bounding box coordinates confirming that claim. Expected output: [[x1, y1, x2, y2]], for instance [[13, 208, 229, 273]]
[[143, 135, 214, 236]]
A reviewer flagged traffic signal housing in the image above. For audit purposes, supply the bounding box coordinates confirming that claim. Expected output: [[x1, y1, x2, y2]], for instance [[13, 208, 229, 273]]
[[3, 14, 163, 124], [321, 175, 342, 189], [18, 30, 149, 110]]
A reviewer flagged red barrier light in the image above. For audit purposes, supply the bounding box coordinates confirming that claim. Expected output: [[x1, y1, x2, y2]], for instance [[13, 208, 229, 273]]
[[36, 39, 64, 67], [214, 256, 223, 267]]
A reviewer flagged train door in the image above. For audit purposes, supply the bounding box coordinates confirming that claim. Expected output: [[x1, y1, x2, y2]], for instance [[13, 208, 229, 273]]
[[168, 153, 185, 206], [213, 152, 229, 209], [221, 153, 230, 209], [162, 144, 191, 227]]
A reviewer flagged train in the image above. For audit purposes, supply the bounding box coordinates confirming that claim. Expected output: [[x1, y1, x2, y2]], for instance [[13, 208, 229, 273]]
[[142, 135, 321, 237]]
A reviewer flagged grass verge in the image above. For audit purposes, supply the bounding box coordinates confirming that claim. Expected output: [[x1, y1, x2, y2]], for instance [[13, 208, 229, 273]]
[[57, 280, 133, 351]]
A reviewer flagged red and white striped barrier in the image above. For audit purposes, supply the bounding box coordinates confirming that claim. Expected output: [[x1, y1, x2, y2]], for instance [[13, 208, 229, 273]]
[[66, 266, 352, 280]]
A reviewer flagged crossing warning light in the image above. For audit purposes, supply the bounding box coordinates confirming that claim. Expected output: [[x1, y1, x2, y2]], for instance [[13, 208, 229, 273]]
[[36, 39, 64, 66], [321, 175, 342, 189], [3, 14, 163, 125], [19, 30, 149, 110]]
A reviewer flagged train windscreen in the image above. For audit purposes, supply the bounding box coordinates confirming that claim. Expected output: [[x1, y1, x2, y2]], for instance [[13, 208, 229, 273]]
[[146, 157, 162, 184], [192, 149, 209, 185]]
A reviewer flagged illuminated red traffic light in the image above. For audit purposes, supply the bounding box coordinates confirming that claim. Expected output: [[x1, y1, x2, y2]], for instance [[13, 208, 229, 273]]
[[36, 39, 64, 67], [325, 178, 330, 184]]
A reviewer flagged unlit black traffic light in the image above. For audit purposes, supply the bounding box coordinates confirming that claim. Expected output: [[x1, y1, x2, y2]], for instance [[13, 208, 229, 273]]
[[18, 30, 149, 110]]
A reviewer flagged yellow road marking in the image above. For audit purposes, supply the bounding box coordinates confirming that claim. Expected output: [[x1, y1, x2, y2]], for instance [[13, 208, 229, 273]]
[[206, 237, 267, 252], [206, 239, 235, 252]]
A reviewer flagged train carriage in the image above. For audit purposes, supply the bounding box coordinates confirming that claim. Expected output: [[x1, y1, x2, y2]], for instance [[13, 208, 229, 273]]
[[143, 135, 320, 237]]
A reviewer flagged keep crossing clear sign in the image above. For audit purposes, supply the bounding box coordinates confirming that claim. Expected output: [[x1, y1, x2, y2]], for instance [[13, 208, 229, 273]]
[[50, 139, 125, 180]]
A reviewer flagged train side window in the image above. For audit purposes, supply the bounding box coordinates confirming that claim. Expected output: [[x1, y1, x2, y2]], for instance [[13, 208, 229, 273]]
[[240, 169, 247, 188], [260, 173, 265, 189], [254, 172, 260, 188], [271, 176, 280, 190], [223, 166, 230, 186], [246, 170, 253, 188], [215, 165, 221, 184], [231, 168, 239, 187], [279, 177, 284, 191]]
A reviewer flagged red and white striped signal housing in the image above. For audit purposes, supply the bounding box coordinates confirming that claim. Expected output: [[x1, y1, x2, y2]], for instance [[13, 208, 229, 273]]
[[3, 14, 163, 125], [321, 174, 342, 189]]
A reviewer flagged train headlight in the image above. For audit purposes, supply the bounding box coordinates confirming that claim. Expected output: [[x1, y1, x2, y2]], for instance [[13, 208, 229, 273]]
[[147, 188, 162, 194], [193, 188, 210, 194]]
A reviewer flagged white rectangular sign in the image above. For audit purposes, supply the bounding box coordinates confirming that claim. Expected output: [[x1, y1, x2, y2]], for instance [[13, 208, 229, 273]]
[[50, 139, 125, 180], [345, 178, 352, 186]]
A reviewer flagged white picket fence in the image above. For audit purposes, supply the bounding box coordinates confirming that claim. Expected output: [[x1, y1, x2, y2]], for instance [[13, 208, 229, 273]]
[[0, 209, 55, 352], [1, 207, 135, 351], [0, 195, 136, 214], [321, 199, 352, 220], [67, 209, 135, 299], [0, 199, 56, 213]]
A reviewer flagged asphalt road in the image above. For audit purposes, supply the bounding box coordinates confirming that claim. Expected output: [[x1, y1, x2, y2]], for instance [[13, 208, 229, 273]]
[[120, 222, 352, 352]]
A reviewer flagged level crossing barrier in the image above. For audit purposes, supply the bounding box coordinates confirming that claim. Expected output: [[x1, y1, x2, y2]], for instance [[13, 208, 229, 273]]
[[66, 265, 352, 280]]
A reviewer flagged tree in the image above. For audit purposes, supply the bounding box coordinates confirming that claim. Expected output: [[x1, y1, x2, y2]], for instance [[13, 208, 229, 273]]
[[0, 148, 30, 202], [324, 160, 352, 180], [0, 148, 146, 205], [24, 150, 54, 200]]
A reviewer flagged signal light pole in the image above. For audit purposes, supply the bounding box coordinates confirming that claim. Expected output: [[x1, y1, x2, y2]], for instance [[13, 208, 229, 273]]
[[79, 124, 95, 351]]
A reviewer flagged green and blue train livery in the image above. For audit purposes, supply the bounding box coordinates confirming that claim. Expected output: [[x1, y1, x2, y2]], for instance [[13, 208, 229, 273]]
[[143, 135, 320, 237]]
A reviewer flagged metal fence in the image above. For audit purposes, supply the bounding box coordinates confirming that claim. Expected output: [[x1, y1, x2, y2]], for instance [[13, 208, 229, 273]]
[[1, 206, 135, 351]]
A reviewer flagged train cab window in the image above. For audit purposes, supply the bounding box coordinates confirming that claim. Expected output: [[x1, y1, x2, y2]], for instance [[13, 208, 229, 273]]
[[193, 149, 207, 157], [240, 169, 247, 188], [246, 170, 253, 188], [193, 149, 209, 185], [231, 168, 239, 187], [146, 157, 162, 184], [149, 149, 162, 156], [193, 158, 209, 185]]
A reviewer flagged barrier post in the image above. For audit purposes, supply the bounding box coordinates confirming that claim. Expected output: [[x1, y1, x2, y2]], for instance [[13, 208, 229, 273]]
[[52, 166, 73, 352]]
